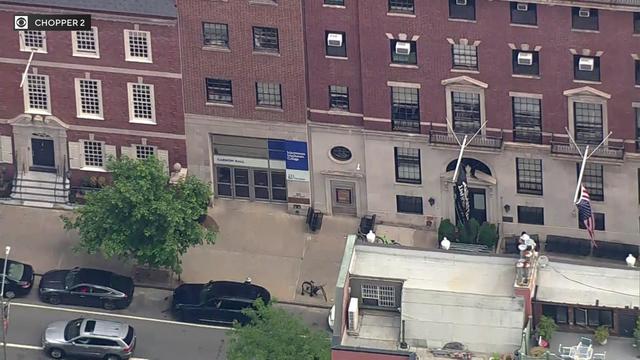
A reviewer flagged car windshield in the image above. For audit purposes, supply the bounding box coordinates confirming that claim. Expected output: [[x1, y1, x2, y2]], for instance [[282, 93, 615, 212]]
[[64, 269, 79, 289], [4, 262, 23, 282], [64, 319, 83, 341]]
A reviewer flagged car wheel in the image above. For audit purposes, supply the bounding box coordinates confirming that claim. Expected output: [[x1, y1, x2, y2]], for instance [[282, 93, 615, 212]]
[[47, 295, 61, 305], [48, 348, 64, 359], [102, 300, 116, 310], [104, 355, 121, 360]]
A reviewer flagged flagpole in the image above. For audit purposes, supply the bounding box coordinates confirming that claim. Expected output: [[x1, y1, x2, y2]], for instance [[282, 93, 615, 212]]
[[574, 145, 589, 204], [452, 135, 468, 183]]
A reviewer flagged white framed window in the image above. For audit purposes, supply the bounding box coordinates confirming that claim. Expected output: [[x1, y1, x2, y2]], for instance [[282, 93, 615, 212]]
[[23, 74, 51, 115], [127, 83, 156, 124], [124, 30, 152, 63], [74, 78, 103, 119], [72, 27, 99, 58], [361, 283, 396, 308], [82, 140, 105, 168], [19, 31, 47, 53], [135, 144, 156, 159]]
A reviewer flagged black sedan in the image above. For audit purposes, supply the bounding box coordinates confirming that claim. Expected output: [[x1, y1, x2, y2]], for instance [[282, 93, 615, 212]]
[[172, 280, 271, 326], [0, 258, 34, 297], [39, 267, 134, 310]]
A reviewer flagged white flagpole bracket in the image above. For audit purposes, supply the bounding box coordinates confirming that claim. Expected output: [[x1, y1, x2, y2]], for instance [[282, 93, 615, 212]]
[[569, 129, 612, 204]]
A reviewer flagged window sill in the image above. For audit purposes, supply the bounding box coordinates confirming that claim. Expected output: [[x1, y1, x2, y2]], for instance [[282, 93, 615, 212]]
[[255, 106, 284, 112], [323, 4, 346, 9], [77, 115, 104, 120], [390, 63, 418, 69], [25, 110, 51, 116], [448, 18, 477, 23], [635, 84, 640, 88], [253, 51, 281, 57], [394, 181, 423, 188], [509, 23, 538, 29], [202, 45, 230, 53], [633, 33, 640, 37], [125, 57, 153, 64], [129, 119, 157, 125], [512, 74, 541, 79], [206, 102, 233, 108], [573, 79, 602, 85], [515, 192, 544, 199], [72, 52, 100, 59], [386, 12, 416, 18], [80, 166, 107, 173], [451, 68, 479, 74], [248, 0, 277, 6], [325, 55, 348, 60], [571, 28, 599, 34], [20, 48, 47, 54], [327, 109, 356, 116]]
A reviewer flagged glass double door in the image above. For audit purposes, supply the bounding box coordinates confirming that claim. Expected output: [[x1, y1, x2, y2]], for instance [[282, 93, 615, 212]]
[[216, 166, 286, 202]]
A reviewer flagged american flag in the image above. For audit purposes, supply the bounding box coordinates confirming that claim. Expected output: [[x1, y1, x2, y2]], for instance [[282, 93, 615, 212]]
[[576, 185, 597, 248]]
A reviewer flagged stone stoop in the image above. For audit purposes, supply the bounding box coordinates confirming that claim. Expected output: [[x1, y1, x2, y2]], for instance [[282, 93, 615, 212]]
[[11, 171, 70, 208]]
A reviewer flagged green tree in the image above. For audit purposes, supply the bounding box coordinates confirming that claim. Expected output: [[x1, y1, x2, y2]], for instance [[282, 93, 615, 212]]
[[62, 156, 215, 274], [227, 299, 331, 360]]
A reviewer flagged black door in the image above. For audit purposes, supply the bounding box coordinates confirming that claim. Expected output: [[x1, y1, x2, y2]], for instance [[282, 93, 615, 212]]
[[468, 188, 487, 224], [618, 313, 637, 337], [31, 138, 55, 169]]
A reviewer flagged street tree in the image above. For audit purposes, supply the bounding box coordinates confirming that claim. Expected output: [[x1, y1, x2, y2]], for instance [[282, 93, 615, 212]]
[[62, 156, 215, 274], [227, 299, 331, 360]]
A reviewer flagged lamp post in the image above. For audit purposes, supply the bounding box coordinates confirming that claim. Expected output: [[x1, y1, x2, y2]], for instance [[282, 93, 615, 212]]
[[1, 246, 10, 360]]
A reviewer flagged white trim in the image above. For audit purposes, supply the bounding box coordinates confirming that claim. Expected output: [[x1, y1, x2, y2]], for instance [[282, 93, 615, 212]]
[[18, 31, 47, 53], [387, 81, 421, 89], [308, 108, 364, 117], [444, 81, 487, 135], [440, 75, 488, 89], [509, 91, 543, 99], [74, 78, 104, 120], [127, 82, 156, 124], [22, 73, 51, 115], [124, 29, 153, 63], [72, 27, 100, 59]]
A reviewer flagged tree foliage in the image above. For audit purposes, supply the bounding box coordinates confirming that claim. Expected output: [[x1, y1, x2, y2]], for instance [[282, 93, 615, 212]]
[[227, 299, 331, 360], [62, 156, 215, 274]]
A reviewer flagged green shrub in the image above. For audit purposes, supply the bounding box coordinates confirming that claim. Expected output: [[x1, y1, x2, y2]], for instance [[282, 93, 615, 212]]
[[478, 222, 499, 249], [438, 218, 456, 241], [537, 315, 558, 341], [457, 218, 480, 243]]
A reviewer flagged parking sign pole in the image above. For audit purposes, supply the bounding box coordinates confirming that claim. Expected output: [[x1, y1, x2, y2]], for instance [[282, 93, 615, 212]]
[[1, 246, 10, 360]]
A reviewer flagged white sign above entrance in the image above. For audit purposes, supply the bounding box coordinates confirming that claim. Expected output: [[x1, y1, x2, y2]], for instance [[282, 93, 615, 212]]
[[213, 155, 268, 168], [286, 169, 310, 182]]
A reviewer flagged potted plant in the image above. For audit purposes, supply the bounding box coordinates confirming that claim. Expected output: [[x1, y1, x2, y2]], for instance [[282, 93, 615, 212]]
[[634, 316, 640, 351], [0, 166, 12, 198], [537, 315, 558, 344], [594, 325, 609, 345]]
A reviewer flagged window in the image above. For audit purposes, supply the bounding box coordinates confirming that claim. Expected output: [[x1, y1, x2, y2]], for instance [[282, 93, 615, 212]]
[[361, 284, 396, 308], [389, 0, 414, 14], [517, 206, 544, 225], [572, 7, 598, 31], [516, 158, 543, 195], [271, 171, 287, 201], [396, 195, 423, 214], [574, 56, 600, 82], [206, 78, 232, 104], [72, 27, 99, 57], [75, 79, 103, 119], [542, 304, 568, 324], [390, 40, 417, 65], [324, 0, 345, 5], [636, 61, 640, 86], [636, 109, 640, 151], [574, 102, 603, 144], [512, 50, 539, 76], [124, 30, 152, 62], [451, 44, 478, 70], [19, 31, 47, 53], [510, 2, 537, 25], [325, 31, 346, 57], [449, 0, 476, 21], [127, 83, 156, 123], [394, 147, 421, 184], [330, 146, 352, 161], [256, 82, 282, 108], [253, 26, 279, 53], [83, 140, 104, 168], [87, 338, 118, 347], [452, 91, 481, 134], [135, 145, 156, 160], [574, 308, 613, 327], [578, 163, 604, 201], [391, 87, 420, 132], [579, 212, 605, 231], [24, 74, 51, 115], [203, 23, 228, 48], [512, 97, 542, 143], [635, 13, 640, 34], [329, 85, 349, 111]]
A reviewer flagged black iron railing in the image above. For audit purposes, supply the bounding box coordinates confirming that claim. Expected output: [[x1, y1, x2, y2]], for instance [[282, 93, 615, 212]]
[[429, 129, 503, 149], [550, 134, 624, 160]]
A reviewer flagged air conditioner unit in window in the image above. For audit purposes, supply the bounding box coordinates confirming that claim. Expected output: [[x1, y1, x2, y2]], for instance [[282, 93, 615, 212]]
[[347, 297, 359, 333], [578, 57, 594, 71], [456, 0, 467, 5], [327, 33, 343, 47], [395, 42, 411, 55], [578, 8, 590, 18], [517, 52, 533, 66], [516, 3, 528, 11]]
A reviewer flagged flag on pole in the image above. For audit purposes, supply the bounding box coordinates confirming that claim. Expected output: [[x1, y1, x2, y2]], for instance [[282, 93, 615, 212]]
[[454, 165, 470, 224], [576, 185, 597, 248]]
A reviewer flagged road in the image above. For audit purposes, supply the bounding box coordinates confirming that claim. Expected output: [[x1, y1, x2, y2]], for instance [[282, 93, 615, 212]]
[[0, 279, 331, 360]]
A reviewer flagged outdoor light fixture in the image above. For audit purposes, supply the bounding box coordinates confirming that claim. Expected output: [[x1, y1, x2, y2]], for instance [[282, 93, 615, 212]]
[[428, 197, 435, 206], [503, 204, 511, 213]]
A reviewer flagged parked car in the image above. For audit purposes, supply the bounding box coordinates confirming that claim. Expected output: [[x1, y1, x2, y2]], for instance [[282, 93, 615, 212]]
[[39, 267, 134, 310], [172, 280, 271, 326], [0, 258, 34, 297], [42, 317, 136, 360]]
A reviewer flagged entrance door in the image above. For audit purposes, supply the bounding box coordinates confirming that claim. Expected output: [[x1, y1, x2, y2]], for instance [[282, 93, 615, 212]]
[[468, 188, 487, 224], [618, 313, 637, 337], [253, 170, 270, 200], [331, 181, 356, 216], [233, 168, 250, 199], [31, 138, 55, 170]]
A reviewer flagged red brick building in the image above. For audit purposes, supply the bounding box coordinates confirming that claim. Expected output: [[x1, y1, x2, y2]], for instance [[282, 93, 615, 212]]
[[178, 0, 311, 214], [0, 0, 184, 206], [306, 0, 640, 247]]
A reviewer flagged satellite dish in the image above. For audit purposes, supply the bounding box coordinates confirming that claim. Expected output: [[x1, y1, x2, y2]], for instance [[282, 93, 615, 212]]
[[538, 255, 549, 268]]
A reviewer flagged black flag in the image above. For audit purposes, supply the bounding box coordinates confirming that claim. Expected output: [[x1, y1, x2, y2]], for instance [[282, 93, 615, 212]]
[[454, 165, 470, 224]]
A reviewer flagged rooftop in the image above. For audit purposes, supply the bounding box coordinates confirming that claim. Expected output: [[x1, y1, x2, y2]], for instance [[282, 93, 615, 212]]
[[0, 0, 177, 18]]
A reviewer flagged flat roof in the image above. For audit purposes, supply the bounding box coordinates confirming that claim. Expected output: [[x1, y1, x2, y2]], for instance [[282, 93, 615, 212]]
[[350, 246, 517, 297], [1, 0, 177, 18], [536, 262, 640, 308]]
